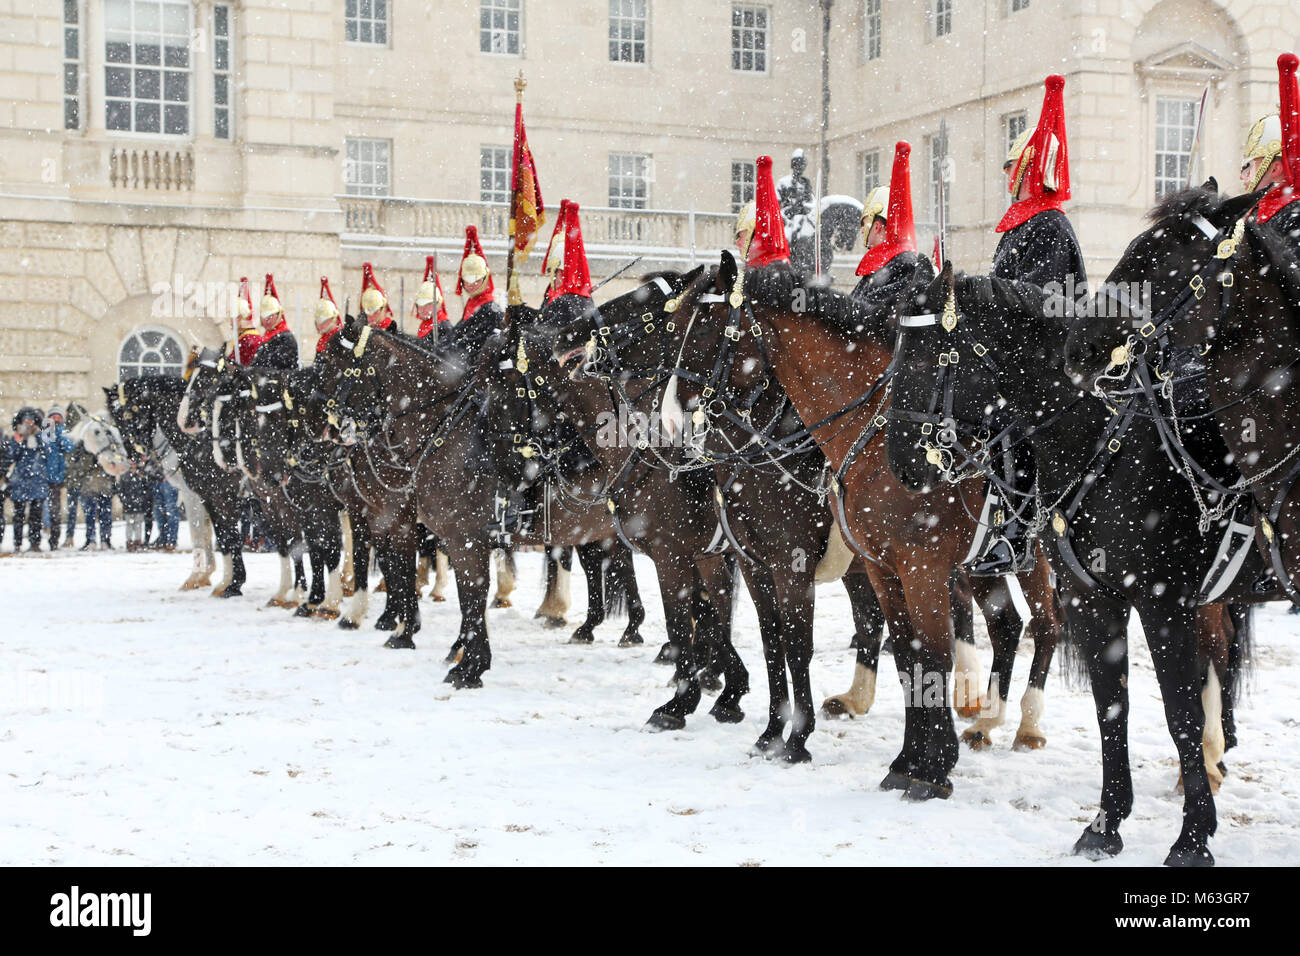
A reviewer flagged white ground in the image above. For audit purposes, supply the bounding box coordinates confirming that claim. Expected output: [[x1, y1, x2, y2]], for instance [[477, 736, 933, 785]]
[[2, 532, 1298, 866]]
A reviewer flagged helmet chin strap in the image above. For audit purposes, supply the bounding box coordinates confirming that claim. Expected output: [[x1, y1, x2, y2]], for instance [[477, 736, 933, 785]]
[[1248, 155, 1277, 192]]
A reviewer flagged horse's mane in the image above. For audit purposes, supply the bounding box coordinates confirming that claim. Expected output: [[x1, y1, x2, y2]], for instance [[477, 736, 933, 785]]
[[127, 374, 187, 396], [1146, 183, 1222, 224]]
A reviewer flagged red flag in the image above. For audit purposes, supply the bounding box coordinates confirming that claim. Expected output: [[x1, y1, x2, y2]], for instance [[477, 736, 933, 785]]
[[510, 99, 545, 260]]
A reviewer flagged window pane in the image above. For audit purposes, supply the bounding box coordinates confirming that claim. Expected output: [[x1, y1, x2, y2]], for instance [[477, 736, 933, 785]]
[[106, 99, 131, 129], [135, 101, 160, 133], [135, 68, 160, 99]]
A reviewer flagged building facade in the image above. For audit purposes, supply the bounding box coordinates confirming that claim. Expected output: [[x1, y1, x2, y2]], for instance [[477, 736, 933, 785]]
[[1, 0, 1297, 411]]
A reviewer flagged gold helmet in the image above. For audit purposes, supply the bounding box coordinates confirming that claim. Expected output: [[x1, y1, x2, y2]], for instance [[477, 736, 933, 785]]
[[861, 185, 889, 235], [259, 293, 281, 319], [460, 254, 489, 285], [314, 296, 340, 322], [237, 297, 253, 321], [544, 234, 566, 278], [734, 199, 756, 250], [1005, 127, 1034, 197], [414, 279, 442, 307], [1243, 114, 1283, 189]]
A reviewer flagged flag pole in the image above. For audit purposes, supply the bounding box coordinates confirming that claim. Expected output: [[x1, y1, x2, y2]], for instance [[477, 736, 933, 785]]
[[506, 72, 526, 308]]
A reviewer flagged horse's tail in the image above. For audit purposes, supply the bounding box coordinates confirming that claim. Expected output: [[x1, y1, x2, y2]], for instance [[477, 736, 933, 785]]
[[1225, 602, 1255, 705], [601, 544, 631, 620], [1055, 583, 1092, 690]]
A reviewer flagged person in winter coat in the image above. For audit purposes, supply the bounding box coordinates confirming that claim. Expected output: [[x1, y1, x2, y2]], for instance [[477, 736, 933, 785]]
[[152, 476, 180, 551], [78, 452, 115, 550], [117, 463, 153, 552], [0, 431, 11, 550], [7, 407, 49, 551], [40, 403, 76, 549]]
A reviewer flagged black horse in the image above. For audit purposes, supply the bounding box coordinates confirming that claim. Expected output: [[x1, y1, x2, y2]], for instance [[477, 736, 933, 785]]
[[106, 373, 247, 597], [885, 258, 1263, 865]]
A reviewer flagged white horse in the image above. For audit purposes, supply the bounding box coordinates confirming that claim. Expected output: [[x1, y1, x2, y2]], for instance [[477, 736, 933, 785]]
[[70, 411, 131, 479]]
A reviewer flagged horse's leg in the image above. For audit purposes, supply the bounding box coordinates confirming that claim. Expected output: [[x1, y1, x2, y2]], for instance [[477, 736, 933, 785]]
[[823, 564, 886, 717], [227, 546, 246, 597], [431, 549, 450, 602], [339, 513, 371, 630], [616, 545, 646, 648], [291, 546, 307, 609], [645, 557, 705, 731], [492, 547, 516, 608], [1011, 550, 1060, 750], [690, 563, 726, 693], [872, 570, 923, 790], [535, 546, 571, 626], [777, 570, 818, 764], [1185, 605, 1229, 795], [382, 532, 420, 649], [964, 576, 1023, 749], [445, 541, 492, 688], [374, 546, 399, 630], [1070, 592, 1134, 860], [746, 565, 792, 755], [339, 510, 355, 597], [951, 569, 984, 718], [893, 564, 960, 799], [1140, 600, 1217, 867], [702, 554, 749, 724], [180, 493, 212, 589], [568, 543, 604, 644]]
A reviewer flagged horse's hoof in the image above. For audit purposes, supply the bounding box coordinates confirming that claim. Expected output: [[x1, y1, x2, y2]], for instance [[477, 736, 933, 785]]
[[180, 579, 204, 591], [618, 632, 644, 647], [1073, 827, 1123, 860], [313, 608, 340, 620], [955, 701, 983, 719], [374, 616, 396, 632], [750, 733, 784, 757], [781, 744, 813, 765], [492, 597, 512, 609], [879, 771, 913, 792], [445, 667, 482, 689], [709, 700, 745, 724], [219, 585, 242, 598], [962, 729, 993, 751], [699, 671, 723, 694], [293, 604, 314, 618], [822, 695, 861, 718], [645, 711, 686, 732], [338, 619, 360, 631], [653, 642, 677, 665], [567, 632, 594, 645], [383, 635, 416, 650], [541, 615, 567, 629], [903, 778, 952, 801], [1164, 845, 1215, 868], [1012, 732, 1047, 751]]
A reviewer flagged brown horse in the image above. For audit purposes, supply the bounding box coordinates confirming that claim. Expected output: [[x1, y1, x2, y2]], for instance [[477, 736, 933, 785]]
[[658, 253, 1062, 795]]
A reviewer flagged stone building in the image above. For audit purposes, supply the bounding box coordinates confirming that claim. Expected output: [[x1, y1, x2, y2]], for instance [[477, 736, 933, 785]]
[[0, 0, 1297, 411]]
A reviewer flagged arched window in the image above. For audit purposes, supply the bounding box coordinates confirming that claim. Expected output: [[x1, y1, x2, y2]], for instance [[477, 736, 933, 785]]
[[118, 325, 185, 379]]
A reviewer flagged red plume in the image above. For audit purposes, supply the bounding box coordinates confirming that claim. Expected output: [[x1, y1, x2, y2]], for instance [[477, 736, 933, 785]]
[[856, 142, 918, 276], [555, 203, 593, 299], [998, 75, 1071, 233], [1260, 53, 1300, 223], [747, 155, 791, 267]]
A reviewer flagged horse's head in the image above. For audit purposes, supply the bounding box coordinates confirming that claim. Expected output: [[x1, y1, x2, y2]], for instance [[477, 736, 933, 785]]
[[178, 346, 230, 435], [1063, 181, 1266, 392], [104, 379, 157, 464], [77, 413, 131, 478], [310, 312, 384, 444]]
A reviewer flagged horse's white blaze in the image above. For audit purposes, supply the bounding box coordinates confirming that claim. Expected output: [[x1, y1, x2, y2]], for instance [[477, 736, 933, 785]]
[[1201, 667, 1226, 778], [343, 587, 369, 627], [432, 551, 450, 600], [1017, 687, 1046, 741], [323, 567, 343, 612], [952, 639, 983, 712]]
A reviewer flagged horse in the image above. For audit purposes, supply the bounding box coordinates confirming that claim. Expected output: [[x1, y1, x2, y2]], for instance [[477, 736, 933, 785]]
[[106, 374, 247, 598], [885, 257, 1264, 865], [68, 410, 131, 480], [551, 270, 904, 758]]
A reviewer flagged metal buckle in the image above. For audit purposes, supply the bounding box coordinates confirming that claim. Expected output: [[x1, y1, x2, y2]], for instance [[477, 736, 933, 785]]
[[1220, 271, 1234, 287], [1190, 274, 1206, 300], [1107, 438, 1121, 453], [973, 343, 987, 357], [725, 326, 743, 341], [1139, 322, 1156, 338], [920, 422, 934, 435], [702, 386, 715, 398]]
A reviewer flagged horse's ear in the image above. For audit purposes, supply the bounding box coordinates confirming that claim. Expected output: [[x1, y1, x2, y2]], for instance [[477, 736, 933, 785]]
[[1200, 176, 1219, 194], [717, 250, 738, 294], [1211, 188, 1268, 230]]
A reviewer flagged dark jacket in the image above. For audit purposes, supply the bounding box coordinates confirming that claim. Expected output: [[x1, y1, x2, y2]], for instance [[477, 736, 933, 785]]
[[1267, 200, 1300, 247], [117, 469, 154, 512], [991, 208, 1088, 292], [6, 435, 48, 501], [747, 253, 925, 338], [250, 329, 300, 371], [446, 301, 504, 356]]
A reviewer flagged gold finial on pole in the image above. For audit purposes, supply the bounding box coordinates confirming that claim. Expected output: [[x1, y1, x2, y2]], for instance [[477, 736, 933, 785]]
[[514, 71, 526, 100]]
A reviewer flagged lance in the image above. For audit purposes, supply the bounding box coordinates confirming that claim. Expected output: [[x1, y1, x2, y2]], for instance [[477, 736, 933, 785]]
[[937, 118, 950, 269], [1185, 84, 1211, 189], [398, 275, 405, 334], [431, 252, 439, 344], [814, 164, 823, 276], [591, 255, 644, 294]]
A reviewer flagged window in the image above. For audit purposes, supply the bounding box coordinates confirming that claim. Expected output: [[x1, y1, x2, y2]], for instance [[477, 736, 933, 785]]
[[731, 5, 768, 73], [929, 0, 952, 39], [609, 0, 647, 64], [213, 4, 232, 139], [480, 0, 522, 56], [345, 0, 388, 45], [104, 0, 191, 136], [858, 149, 880, 198], [344, 138, 391, 197], [1155, 97, 1198, 199], [63, 0, 81, 130], [1009, 0, 1030, 11], [119, 326, 185, 380], [927, 129, 950, 225], [609, 152, 650, 209], [863, 0, 882, 61], [480, 146, 511, 203], [730, 160, 755, 213], [1004, 111, 1028, 157]]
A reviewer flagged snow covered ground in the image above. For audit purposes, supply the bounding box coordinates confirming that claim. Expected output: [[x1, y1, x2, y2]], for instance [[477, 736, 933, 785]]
[[2, 533, 1299, 866]]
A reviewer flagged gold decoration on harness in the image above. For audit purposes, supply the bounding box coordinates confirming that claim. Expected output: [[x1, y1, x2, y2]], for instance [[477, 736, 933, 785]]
[[516, 338, 529, 375], [354, 325, 372, 358], [925, 446, 944, 466], [1109, 344, 1129, 367], [1052, 512, 1067, 537], [941, 291, 958, 332], [664, 297, 680, 314], [1261, 517, 1275, 543]]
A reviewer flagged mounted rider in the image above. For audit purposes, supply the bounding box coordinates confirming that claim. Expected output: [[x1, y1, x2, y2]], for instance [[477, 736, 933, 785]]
[[965, 73, 1087, 576], [413, 256, 449, 340], [250, 273, 299, 370], [454, 225, 504, 353], [359, 262, 398, 332], [232, 276, 261, 366], [1244, 53, 1300, 244], [313, 276, 342, 358]]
